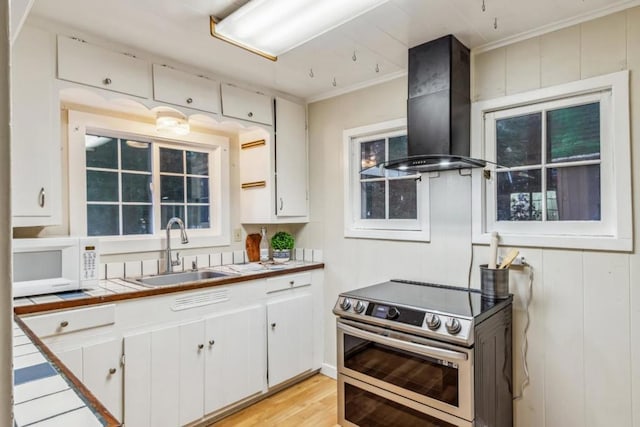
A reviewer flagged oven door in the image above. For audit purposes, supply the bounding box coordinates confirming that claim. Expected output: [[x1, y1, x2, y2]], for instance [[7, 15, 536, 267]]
[[337, 318, 473, 421], [339, 375, 473, 427]]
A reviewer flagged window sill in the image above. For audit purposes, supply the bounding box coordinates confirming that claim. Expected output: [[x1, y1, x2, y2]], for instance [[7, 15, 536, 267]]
[[472, 231, 631, 252], [345, 228, 430, 242]]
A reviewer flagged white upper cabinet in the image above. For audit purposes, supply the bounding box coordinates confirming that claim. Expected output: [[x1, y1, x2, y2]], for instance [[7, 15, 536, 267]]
[[275, 97, 308, 217], [152, 64, 220, 113], [11, 25, 61, 226], [221, 84, 273, 125], [57, 36, 151, 98]]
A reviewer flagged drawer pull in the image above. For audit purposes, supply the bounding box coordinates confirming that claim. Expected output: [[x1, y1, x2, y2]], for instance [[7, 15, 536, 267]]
[[186, 97, 193, 104], [103, 77, 112, 85], [271, 323, 276, 329], [108, 368, 116, 375], [289, 281, 295, 286], [59, 321, 69, 328], [38, 188, 45, 208], [209, 340, 215, 346], [198, 344, 204, 350], [248, 111, 254, 118]]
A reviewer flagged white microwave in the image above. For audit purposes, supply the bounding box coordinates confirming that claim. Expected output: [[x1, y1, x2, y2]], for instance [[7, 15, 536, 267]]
[[12, 237, 100, 298]]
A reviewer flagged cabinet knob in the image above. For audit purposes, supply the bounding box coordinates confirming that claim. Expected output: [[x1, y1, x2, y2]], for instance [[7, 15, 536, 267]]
[[209, 339, 215, 346], [271, 323, 276, 329], [39, 188, 46, 208], [108, 368, 117, 375], [198, 343, 204, 350], [247, 112, 254, 118], [59, 321, 69, 328], [103, 77, 112, 85], [289, 281, 294, 286], [186, 97, 193, 104]]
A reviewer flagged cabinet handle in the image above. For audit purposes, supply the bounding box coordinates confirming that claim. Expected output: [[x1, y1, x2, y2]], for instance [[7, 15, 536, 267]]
[[289, 281, 294, 286], [103, 77, 112, 85], [198, 344, 204, 350], [247, 111, 254, 118], [186, 97, 193, 104], [108, 368, 117, 375], [38, 188, 45, 208], [279, 197, 283, 211], [59, 321, 69, 328], [209, 339, 215, 346], [271, 323, 276, 329]]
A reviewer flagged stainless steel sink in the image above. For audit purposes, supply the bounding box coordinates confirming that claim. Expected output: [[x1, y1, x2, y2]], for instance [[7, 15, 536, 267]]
[[130, 270, 232, 287]]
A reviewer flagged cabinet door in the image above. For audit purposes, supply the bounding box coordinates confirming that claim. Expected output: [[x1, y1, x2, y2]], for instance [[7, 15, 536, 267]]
[[221, 84, 273, 125], [57, 36, 151, 98], [56, 347, 83, 381], [123, 332, 152, 427], [275, 98, 308, 217], [82, 339, 123, 422], [267, 293, 314, 387], [153, 64, 220, 113], [150, 326, 180, 427], [11, 25, 59, 224], [204, 305, 266, 414], [179, 320, 205, 425]]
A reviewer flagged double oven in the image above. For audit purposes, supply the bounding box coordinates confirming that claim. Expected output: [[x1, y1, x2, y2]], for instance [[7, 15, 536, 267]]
[[334, 280, 513, 427]]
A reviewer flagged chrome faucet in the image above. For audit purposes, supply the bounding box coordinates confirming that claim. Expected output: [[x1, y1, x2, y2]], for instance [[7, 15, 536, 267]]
[[165, 217, 189, 274]]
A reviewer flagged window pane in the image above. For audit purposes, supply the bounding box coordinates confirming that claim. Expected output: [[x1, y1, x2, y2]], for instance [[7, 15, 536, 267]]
[[496, 113, 542, 167], [86, 170, 118, 202], [496, 170, 542, 221], [388, 135, 408, 161], [188, 206, 210, 229], [86, 135, 117, 169], [547, 165, 600, 221], [87, 204, 119, 236], [122, 140, 151, 171], [161, 206, 185, 229], [187, 177, 209, 203], [122, 205, 152, 235], [161, 175, 184, 202], [389, 179, 417, 219], [122, 173, 151, 203], [187, 151, 208, 176], [547, 102, 600, 163], [360, 139, 385, 179], [160, 148, 183, 173], [361, 181, 385, 219]]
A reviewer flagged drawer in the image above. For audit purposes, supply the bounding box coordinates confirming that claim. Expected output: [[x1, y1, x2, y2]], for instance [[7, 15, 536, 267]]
[[266, 272, 311, 294], [152, 64, 220, 113], [221, 84, 273, 125], [23, 304, 116, 338]]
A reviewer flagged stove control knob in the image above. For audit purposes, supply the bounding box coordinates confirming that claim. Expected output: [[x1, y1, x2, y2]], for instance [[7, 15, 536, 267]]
[[445, 318, 462, 335], [340, 298, 352, 311], [426, 314, 441, 330], [354, 301, 366, 314], [387, 307, 400, 320]]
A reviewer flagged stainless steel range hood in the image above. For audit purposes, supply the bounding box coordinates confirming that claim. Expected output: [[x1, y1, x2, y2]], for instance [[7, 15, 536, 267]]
[[375, 35, 488, 173]]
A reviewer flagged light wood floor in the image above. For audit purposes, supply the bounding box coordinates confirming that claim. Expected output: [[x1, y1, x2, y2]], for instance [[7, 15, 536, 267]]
[[210, 374, 339, 427]]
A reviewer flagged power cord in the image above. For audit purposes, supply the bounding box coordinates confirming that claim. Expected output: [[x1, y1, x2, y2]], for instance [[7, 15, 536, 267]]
[[513, 261, 533, 401]]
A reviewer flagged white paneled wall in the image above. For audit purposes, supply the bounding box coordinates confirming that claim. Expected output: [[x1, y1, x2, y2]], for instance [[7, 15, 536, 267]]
[[472, 9, 639, 427], [305, 5, 640, 427]]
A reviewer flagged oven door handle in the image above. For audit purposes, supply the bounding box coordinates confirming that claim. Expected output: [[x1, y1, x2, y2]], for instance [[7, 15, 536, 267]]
[[338, 322, 468, 362]]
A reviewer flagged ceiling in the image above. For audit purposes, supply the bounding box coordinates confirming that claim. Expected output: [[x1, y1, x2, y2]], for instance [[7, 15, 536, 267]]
[[29, 0, 639, 102]]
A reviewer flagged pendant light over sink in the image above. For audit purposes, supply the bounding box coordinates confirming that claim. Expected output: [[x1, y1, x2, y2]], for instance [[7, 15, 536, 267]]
[[209, 0, 388, 61]]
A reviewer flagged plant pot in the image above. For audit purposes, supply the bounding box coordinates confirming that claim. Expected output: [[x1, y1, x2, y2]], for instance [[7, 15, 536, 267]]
[[272, 249, 291, 263]]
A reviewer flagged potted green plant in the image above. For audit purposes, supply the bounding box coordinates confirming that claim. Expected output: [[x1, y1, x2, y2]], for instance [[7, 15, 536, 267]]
[[270, 231, 294, 263]]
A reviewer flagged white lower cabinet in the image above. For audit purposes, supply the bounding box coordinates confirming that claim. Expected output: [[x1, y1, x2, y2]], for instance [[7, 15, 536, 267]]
[[123, 305, 266, 426], [82, 339, 124, 422], [267, 293, 314, 387]]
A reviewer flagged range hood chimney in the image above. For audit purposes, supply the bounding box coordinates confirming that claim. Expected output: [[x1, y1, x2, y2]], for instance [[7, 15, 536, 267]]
[[382, 34, 487, 173]]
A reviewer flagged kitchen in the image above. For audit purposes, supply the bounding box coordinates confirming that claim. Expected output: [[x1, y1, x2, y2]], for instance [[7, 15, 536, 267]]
[[1, 0, 640, 426]]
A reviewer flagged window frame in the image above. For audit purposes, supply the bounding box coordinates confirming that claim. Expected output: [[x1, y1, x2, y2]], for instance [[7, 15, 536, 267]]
[[68, 110, 230, 255], [343, 118, 431, 242], [471, 70, 631, 251]]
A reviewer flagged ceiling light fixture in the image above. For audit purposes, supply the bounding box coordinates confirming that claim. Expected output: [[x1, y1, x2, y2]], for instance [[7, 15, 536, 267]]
[[210, 0, 388, 61], [156, 110, 190, 135]]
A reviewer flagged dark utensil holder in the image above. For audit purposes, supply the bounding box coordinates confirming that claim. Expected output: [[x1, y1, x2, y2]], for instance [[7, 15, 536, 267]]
[[480, 264, 509, 299]]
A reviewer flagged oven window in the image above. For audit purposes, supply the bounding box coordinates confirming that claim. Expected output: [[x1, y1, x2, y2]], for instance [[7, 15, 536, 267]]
[[345, 383, 456, 427], [344, 334, 459, 406]]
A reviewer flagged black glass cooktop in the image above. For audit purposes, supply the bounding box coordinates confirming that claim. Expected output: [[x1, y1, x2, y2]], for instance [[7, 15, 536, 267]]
[[341, 279, 511, 320]]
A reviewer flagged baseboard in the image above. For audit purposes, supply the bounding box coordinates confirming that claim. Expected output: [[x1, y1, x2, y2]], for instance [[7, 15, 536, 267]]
[[321, 363, 337, 379]]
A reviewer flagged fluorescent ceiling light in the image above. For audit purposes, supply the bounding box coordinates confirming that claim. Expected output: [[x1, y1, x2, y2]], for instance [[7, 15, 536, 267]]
[[156, 111, 190, 135], [210, 0, 388, 61]]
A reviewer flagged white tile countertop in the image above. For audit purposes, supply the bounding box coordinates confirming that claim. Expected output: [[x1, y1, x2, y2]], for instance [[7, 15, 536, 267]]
[[12, 320, 115, 427]]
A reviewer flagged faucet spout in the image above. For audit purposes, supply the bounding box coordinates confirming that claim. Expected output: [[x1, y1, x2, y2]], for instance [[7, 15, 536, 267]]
[[165, 217, 189, 274]]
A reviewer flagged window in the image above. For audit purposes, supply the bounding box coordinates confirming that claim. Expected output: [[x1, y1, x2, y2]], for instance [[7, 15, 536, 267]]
[[344, 119, 430, 241], [68, 110, 230, 254], [472, 70, 631, 251]]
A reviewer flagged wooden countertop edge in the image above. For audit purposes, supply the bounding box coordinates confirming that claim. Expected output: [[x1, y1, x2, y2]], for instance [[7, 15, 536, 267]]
[[14, 316, 121, 427], [14, 263, 325, 315]]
